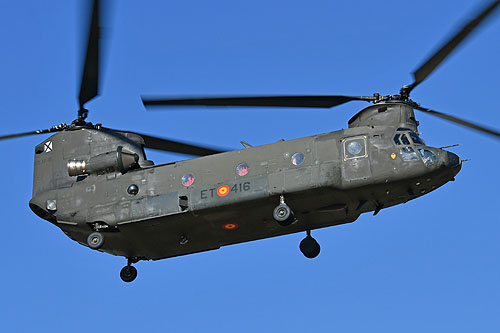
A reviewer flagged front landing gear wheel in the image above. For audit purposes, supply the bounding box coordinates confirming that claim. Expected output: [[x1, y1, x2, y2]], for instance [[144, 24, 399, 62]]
[[300, 232, 320, 259], [120, 265, 137, 283], [273, 204, 295, 226], [87, 232, 104, 250]]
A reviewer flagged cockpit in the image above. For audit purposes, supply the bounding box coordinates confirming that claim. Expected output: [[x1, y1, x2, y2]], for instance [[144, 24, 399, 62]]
[[393, 128, 436, 166]]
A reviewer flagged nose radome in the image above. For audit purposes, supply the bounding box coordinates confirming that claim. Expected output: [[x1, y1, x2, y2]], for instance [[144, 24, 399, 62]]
[[447, 151, 460, 167], [446, 151, 462, 175]]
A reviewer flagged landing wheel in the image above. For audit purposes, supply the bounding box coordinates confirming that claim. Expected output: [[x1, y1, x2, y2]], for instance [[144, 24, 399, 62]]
[[300, 233, 320, 259], [273, 204, 295, 226], [87, 232, 104, 250], [120, 265, 137, 283]]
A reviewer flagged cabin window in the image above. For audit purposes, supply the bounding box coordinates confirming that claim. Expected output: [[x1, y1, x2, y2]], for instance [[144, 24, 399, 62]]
[[347, 141, 363, 155], [343, 136, 367, 160], [291, 153, 305, 166], [181, 174, 195, 187], [236, 163, 249, 176]]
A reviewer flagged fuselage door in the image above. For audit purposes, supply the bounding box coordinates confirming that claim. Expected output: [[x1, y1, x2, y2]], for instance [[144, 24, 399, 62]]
[[341, 135, 371, 182]]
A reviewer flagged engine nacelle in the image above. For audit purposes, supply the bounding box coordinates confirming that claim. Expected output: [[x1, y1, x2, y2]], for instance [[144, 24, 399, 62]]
[[67, 146, 139, 176]]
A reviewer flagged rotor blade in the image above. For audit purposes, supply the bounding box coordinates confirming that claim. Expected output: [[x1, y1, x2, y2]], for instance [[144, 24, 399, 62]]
[[78, 0, 100, 109], [142, 95, 376, 109], [405, 0, 500, 94], [0, 124, 68, 141], [102, 128, 227, 156], [414, 105, 500, 139]]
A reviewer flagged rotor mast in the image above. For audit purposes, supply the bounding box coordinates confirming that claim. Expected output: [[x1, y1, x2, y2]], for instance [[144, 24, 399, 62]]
[[77, 0, 100, 123]]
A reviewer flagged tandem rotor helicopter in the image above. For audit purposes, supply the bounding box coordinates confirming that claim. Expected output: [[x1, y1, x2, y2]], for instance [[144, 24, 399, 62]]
[[1, 0, 500, 283]]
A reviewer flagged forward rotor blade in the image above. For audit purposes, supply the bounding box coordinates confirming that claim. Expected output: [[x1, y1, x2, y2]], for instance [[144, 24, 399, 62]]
[[78, 0, 100, 110], [0, 125, 67, 141], [142, 95, 376, 109], [405, 0, 500, 94], [414, 105, 500, 139], [103, 128, 227, 156]]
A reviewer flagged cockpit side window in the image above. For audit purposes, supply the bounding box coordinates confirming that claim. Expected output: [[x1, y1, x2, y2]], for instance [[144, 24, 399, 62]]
[[394, 129, 425, 146], [394, 133, 411, 145], [393, 134, 400, 145], [401, 134, 410, 145]]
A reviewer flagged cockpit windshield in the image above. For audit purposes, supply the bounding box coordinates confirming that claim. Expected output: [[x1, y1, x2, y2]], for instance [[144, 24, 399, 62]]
[[394, 128, 435, 165], [409, 132, 424, 145]]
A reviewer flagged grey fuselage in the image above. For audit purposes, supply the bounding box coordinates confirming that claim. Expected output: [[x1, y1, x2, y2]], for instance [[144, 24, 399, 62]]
[[29, 102, 461, 260]]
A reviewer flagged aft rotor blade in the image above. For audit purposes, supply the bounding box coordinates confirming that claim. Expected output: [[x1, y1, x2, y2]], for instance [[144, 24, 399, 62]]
[[405, 0, 500, 94], [0, 125, 68, 141], [103, 128, 227, 156], [142, 95, 376, 109], [78, 0, 100, 110], [414, 105, 500, 139]]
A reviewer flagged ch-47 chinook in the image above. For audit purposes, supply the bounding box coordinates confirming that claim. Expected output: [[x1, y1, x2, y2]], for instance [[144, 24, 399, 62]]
[[1, 0, 500, 283]]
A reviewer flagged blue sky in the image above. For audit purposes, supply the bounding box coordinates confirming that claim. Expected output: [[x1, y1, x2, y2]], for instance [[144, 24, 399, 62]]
[[0, 0, 499, 332]]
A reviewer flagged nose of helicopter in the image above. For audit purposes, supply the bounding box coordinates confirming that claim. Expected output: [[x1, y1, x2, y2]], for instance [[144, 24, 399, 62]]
[[445, 151, 462, 175]]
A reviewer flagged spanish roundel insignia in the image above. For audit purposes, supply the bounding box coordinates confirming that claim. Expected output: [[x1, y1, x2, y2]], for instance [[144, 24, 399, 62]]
[[217, 185, 230, 197], [222, 223, 239, 230]]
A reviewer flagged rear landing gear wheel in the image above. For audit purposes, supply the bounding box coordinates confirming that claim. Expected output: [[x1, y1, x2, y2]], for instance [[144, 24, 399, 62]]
[[87, 232, 104, 250], [120, 265, 137, 283], [300, 231, 320, 259], [273, 204, 295, 226]]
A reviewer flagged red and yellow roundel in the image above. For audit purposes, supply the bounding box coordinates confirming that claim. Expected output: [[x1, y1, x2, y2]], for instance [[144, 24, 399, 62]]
[[222, 223, 239, 230], [217, 185, 230, 197]]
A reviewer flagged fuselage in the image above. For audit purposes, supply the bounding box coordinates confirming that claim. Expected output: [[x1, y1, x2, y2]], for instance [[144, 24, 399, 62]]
[[29, 115, 461, 260]]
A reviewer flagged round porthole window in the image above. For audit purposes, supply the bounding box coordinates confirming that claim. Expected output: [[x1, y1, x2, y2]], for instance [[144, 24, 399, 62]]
[[236, 163, 249, 176], [291, 153, 304, 166], [347, 141, 363, 155], [181, 174, 195, 187]]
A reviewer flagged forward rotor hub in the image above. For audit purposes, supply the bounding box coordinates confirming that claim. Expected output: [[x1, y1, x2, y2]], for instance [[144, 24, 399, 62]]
[[78, 107, 89, 121]]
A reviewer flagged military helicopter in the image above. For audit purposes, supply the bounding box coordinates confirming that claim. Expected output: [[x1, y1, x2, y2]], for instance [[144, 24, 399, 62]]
[[1, 0, 500, 283]]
